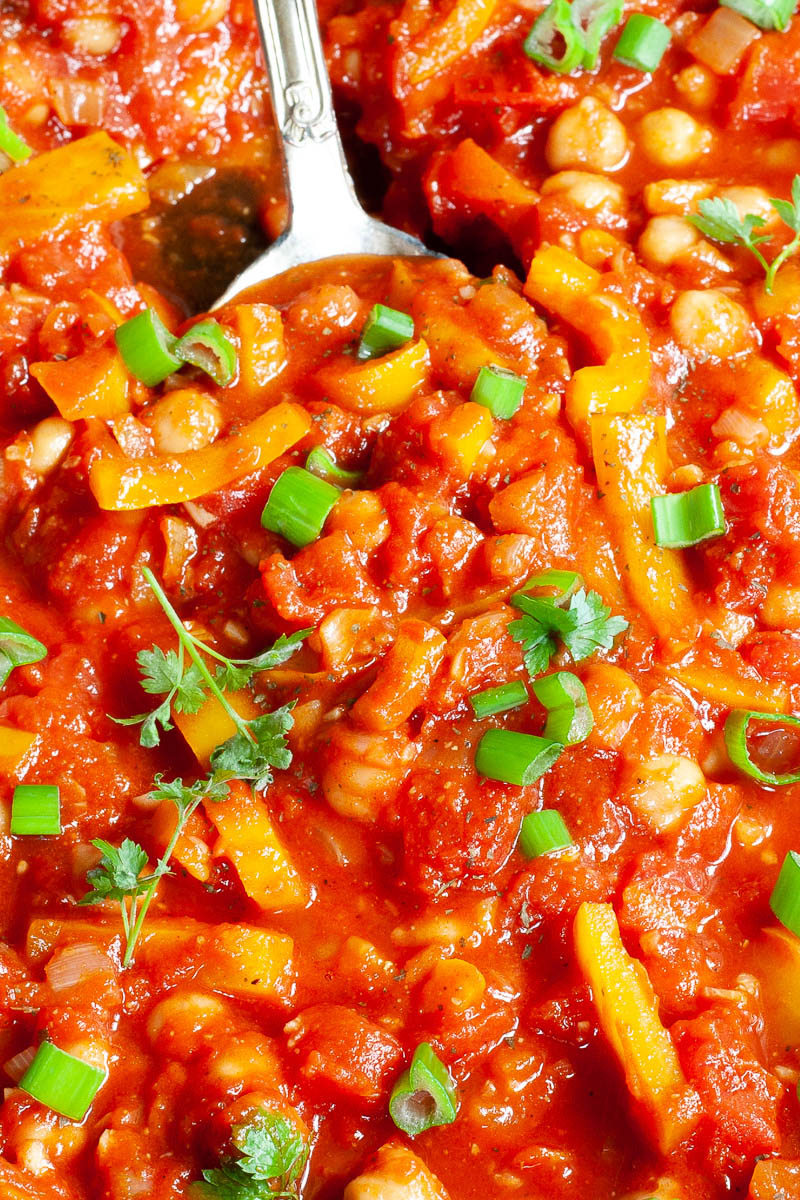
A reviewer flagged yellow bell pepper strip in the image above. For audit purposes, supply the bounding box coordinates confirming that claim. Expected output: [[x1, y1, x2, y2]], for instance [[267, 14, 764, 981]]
[[524, 246, 651, 439], [89, 400, 311, 511], [429, 401, 494, 478], [225, 303, 287, 395], [0, 132, 148, 261], [664, 655, 789, 714], [173, 688, 261, 767], [205, 780, 308, 911], [406, 0, 502, 84], [314, 339, 430, 414], [437, 137, 540, 214], [0, 725, 37, 774], [574, 901, 701, 1154], [25, 916, 294, 1004], [31, 344, 129, 421], [591, 414, 699, 638], [752, 927, 800, 1048]]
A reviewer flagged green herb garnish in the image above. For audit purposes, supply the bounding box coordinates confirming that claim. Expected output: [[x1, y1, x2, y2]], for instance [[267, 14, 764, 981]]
[[509, 577, 628, 679], [688, 176, 800, 294], [194, 1111, 309, 1199]]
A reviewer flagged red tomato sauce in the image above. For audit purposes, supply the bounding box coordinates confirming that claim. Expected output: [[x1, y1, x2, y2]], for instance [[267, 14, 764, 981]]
[[2, 2, 800, 1200]]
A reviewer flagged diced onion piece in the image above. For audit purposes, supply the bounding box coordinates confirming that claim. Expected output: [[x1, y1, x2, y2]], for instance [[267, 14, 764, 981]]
[[45, 942, 114, 994]]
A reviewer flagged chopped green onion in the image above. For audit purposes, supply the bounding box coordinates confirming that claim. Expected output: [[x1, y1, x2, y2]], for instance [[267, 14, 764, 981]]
[[475, 729, 562, 786], [573, 0, 624, 68], [470, 365, 526, 419], [524, 0, 585, 73], [720, 0, 794, 30], [389, 1042, 458, 1136], [20, 1042, 107, 1121], [650, 482, 725, 549], [357, 304, 414, 361], [519, 809, 573, 858], [114, 308, 182, 387], [470, 680, 528, 720], [0, 106, 32, 163], [174, 319, 237, 387], [613, 14, 672, 70], [305, 445, 363, 486], [533, 671, 594, 745], [771, 852, 800, 936], [724, 710, 800, 785], [0, 616, 47, 689], [10, 785, 61, 836], [261, 466, 340, 548]]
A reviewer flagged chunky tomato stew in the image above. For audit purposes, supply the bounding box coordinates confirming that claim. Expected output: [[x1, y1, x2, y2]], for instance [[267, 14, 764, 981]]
[[4, 0, 800, 1198]]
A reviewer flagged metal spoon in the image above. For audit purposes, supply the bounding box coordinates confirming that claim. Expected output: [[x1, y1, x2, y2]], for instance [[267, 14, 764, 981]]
[[214, 0, 436, 307]]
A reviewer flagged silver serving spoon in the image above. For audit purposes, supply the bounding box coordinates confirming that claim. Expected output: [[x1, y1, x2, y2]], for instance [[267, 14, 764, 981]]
[[214, 0, 436, 307]]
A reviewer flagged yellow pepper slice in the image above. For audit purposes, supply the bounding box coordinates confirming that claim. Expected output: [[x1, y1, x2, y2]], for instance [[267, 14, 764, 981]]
[[89, 400, 311, 510], [31, 344, 129, 421]]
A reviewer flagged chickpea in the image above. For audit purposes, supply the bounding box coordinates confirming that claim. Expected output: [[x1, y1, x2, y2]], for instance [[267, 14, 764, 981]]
[[147, 989, 229, 1058], [541, 171, 626, 215], [545, 98, 629, 174], [673, 64, 719, 110], [28, 416, 73, 475], [758, 138, 800, 172], [62, 15, 122, 55], [638, 215, 698, 267], [145, 387, 222, 454], [638, 108, 712, 168], [204, 1032, 282, 1088], [669, 289, 753, 359], [175, 0, 229, 32], [642, 178, 713, 215]]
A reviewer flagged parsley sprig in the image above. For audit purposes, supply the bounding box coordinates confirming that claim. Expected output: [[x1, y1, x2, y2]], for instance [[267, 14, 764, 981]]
[[688, 175, 800, 294], [79, 774, 228, 966], [195, 1111, 309, 1200], [509, 578, 628, 679], [117, 567, 306, 790]]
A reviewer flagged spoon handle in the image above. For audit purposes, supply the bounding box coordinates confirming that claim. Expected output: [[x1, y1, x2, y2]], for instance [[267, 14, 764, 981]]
[[253, 0, 362, 234]]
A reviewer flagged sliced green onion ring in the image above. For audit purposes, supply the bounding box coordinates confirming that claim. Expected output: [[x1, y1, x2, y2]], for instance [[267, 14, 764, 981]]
[[724, 709, 800, 786], [533, 671, 594, 745], [261, 466, 340, 548], [389, 1043, 458, 1136], [470, 365, 526, 419], [515, 569, 582, 607], [771, 851, 800, 936], [475, 729, 563, 786], [174, 319, 238, 387], [721, 0, 794, 30], [572, 0, 624, 68], [650, 482, 725, 549], [114, 308, 182, 387], [357, 304, 415, 361], [613, 13, 672, 71], [0, 616, 47, 689], [0, 105, 32, 163], [10, 784, 61, 836], [470, 680, 528, 720], [305, 445, 363, 486], [524, 0, 585, 73], [20, 1041, 107, 1121], [519, 809, 573, 858]]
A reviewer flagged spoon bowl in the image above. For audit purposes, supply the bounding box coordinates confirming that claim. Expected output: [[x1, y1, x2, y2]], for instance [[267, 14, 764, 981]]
[[214, 0, 438, 308]]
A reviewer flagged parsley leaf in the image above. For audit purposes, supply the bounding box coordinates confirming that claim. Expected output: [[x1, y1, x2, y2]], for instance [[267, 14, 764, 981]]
[[561, 588, 630, 662], [509, 577, 628, 681], [79, 775, 226, 966], [139, 648, 206, 713], [210, 706, 295, 792], [688, 175, 800, 294], [196, 1112, 308, 1200], [213, 630, 311, 693]]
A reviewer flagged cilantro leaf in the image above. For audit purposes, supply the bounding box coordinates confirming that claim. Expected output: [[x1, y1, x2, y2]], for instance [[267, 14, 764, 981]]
[[0, 616, 47, 689], [210, 706, 294, 791], [688, 176, 800, 294], [138, 648, 206, 713], [560, 588, 630, 662], [113, 697, 174, 747], [79, 838, 150, 905], [213, 629, 311, 693], [509, 575, 628, 681], [150, 772, 230, 815], [195, 1111, 308, 1199]]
